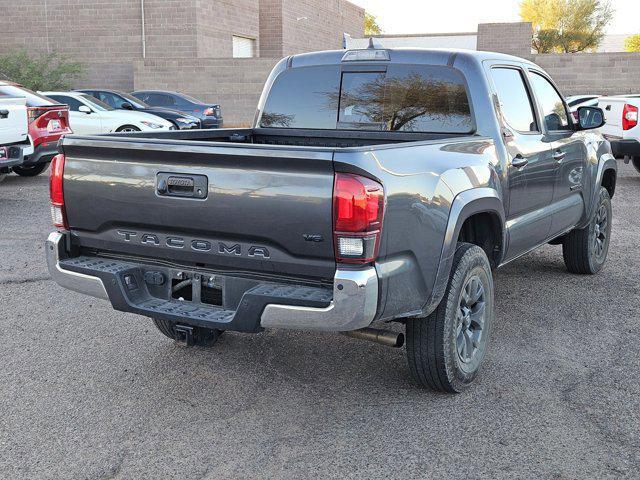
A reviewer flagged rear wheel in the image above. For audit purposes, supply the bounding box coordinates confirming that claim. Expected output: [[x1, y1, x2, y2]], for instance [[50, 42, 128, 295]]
[[632, 157, 640, 174], [12, 163, 49, 177], [406, 243, 494, 393], [0, 173, 6, 183], [152, 318, 223, 347], [562, 187, 612, 274]]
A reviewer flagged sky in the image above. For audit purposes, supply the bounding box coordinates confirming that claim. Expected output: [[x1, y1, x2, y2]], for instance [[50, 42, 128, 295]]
[[349, 0, 640, 35]]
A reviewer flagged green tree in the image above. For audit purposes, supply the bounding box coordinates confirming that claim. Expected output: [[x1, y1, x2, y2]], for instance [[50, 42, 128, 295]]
[[520, 0, 614, 53], [625, 34, 640, 52], [365, 12, 382, 35], [0, 49, 85, 91]]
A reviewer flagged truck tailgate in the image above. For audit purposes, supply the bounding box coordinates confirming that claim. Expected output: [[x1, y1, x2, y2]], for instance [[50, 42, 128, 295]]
[[61, 137, 336, 281]]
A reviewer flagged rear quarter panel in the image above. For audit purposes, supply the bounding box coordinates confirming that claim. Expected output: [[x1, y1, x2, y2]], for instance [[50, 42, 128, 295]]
[[334, 137, 501, 321]]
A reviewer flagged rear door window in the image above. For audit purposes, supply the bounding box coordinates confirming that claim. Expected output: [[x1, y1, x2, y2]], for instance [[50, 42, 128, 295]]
[[490, 67, 538, 133]]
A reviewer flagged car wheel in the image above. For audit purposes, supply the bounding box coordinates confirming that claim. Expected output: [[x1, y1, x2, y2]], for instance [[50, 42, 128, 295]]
[[12, 163, 49, 177], [406, 242, 494, 393], [562, 186, 612, 274], [0, 173, 6, 183], [152, 318, 223, 347], [632, 157, 640, 174], [116, 125, 141, 133]]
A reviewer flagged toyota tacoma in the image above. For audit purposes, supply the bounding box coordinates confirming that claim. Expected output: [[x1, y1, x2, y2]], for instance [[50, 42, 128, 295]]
[[46, 48, 617, 392]]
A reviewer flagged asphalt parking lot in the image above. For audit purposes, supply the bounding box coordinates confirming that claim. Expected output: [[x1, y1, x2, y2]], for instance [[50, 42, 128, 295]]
[[0, 163, 639, 479]]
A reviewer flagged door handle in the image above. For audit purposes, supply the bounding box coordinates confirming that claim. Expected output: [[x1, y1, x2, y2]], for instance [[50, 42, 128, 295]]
[[511, 155, 528, 168], [0, 109, 8, 119], [553, 150, 566, 162]]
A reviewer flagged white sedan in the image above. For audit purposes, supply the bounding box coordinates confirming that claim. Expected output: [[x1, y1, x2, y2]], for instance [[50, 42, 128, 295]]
[[41, 91, 174, 134]]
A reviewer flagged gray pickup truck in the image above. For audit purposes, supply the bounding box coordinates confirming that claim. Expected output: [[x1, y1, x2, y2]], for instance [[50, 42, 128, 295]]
[[46, 48, 617, 392]]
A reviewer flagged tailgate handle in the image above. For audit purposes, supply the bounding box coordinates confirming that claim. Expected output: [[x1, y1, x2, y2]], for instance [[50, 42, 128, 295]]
[[157, 173, 208, 199]]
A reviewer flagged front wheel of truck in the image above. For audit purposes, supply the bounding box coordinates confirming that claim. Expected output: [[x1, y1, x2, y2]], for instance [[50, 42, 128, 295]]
[[562, 187, 612, 274], [152, 318, 224, 347], [406, 243, 494, 393]]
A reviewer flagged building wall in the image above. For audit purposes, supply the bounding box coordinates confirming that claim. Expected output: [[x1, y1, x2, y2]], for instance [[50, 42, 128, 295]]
[[346, 33, 478, 50], [280, 0, 364, 55], [477, 22, 533, 56], [259, 0, 284, 57], [197, 0, 260, 58], [532, 52, 640, 96], [134, 58, 280, 125]]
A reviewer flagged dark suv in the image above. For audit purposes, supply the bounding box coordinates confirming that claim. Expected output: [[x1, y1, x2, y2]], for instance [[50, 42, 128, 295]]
[[77, 90, 201, 130], [130, 90, 223, 129]]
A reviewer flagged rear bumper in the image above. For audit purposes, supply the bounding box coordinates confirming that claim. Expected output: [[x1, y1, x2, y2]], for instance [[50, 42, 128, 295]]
[[24, 142, 59, 165], [201, 118, 223, 129], [46, 231, 378, 332], [0, 145, 28, 170], [609, 138, 640, 158]]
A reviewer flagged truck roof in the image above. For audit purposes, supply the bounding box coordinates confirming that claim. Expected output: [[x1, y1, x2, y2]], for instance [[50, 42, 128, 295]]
[[288, 47, 537, 69]]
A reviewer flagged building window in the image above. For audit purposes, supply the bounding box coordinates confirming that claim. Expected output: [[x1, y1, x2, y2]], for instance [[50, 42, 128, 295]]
[[233, 36, 256, 58]]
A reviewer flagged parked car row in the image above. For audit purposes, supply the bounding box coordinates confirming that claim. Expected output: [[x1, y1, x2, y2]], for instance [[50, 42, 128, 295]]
[[0, 82, 223, 179], [566, 93, 640, 173]]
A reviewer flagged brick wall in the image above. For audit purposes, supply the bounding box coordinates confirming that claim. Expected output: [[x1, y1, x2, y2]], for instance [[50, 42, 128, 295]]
[[531, 53, 640, 96], [259, 0, 284, 57], [477, 22, 533, 57], [280, 0, 364, 56], [134, 58, 279, 125], [197, 0, 260, 58]]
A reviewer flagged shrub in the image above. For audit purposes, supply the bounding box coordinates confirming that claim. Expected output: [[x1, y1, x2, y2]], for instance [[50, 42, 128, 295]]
[[0, 49, 85, 91]]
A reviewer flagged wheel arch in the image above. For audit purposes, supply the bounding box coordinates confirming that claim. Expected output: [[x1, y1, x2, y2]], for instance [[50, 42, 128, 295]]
[[423, 188, 505, 316]]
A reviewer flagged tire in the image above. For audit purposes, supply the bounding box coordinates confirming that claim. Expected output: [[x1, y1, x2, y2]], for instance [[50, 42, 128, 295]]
[[12, 163, 49, 177], [406, 243, 494, 393], [152, 318, 223, 347], [632, 157, 640, 174], [0, 173, 6, 183], [116, 125, 141, 133], [562, 187, 612, 274]]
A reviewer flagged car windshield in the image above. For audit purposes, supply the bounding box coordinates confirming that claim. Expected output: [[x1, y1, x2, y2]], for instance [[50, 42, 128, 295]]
[[118, 92, 149, 108], [0, 85, 59, 107], [79, 94, 114, 111]]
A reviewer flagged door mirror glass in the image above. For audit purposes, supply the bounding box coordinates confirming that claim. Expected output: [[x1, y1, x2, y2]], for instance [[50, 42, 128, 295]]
[[577, 106, 605, 130], [78, 105, 92, 114], [121, 102, 134, 110]]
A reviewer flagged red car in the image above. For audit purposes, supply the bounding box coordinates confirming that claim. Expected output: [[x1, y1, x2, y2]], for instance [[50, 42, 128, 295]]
[[0, 82, 72, 176]]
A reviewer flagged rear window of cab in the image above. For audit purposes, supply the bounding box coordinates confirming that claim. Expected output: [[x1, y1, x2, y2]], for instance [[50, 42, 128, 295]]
[[259, 64, 474, 133]]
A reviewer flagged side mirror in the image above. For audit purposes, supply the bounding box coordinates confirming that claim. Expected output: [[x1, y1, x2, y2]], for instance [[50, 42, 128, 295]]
[[78, 105, 92, 114], [577, 106, 605, 130], [121, 102, 134, 110]]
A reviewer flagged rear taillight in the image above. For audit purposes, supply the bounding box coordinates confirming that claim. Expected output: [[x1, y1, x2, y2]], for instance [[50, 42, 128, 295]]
[[49, 154, 67, 229], [623, 103, 638, 131], [27, 107, 47, 125], [204, 107, 215, 116], [333, 173, 384, 264]]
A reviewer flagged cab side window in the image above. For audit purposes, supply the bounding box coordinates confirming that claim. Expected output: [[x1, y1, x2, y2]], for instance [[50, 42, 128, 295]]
[[529, 72, 571, 131], [490, 67, 538, 133]]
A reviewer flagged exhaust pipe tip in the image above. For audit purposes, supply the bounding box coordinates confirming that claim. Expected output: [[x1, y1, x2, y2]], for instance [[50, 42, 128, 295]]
[[343, 327, 404, 348]]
